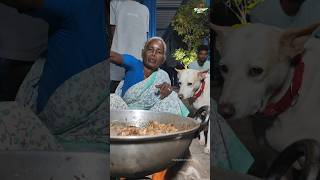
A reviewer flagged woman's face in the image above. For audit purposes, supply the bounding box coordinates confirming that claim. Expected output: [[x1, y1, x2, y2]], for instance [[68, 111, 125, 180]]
[[143, 39, 165, 70]]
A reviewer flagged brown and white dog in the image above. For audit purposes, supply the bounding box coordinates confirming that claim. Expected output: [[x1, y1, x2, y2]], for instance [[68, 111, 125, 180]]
[[177, 69, 210, 154], [211, 22, 320, 156]]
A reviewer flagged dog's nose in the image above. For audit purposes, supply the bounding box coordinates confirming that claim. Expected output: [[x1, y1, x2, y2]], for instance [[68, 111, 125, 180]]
[[218, 103, 235, 119], [178, 94, 184, 99]]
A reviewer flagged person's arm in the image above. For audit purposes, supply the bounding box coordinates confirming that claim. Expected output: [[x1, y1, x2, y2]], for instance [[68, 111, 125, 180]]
[[0, 0, 42, 10], [110, 51, 123, 65]]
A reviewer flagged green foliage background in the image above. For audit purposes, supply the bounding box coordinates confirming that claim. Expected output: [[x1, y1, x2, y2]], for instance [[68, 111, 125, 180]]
[[171, 0, 209, 67]]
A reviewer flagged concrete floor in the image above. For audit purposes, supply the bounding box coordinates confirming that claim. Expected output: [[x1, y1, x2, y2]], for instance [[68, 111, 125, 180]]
[[164, 138, 210, 180], [189, 139, 210, 179]]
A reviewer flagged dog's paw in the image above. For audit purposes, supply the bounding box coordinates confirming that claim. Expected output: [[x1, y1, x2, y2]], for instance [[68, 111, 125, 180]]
[[204, 147, 210, 154], [199, 139, 206, 146]]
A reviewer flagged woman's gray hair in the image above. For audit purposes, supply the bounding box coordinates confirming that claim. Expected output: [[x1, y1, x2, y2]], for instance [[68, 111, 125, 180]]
[[142, 36, 167, 61]]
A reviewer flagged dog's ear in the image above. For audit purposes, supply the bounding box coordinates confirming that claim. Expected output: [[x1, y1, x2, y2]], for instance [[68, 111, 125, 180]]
[[175, 68, 182, 73], [279, 23, 320, 60], [197, 69, 209, 80], [209, 23, 234, 55]]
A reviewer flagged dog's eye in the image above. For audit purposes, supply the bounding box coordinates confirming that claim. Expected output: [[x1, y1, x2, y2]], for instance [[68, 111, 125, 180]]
[[219, 64, 228, 73], [187, 83, 193, 86], [178, 82, 181, 85], [249, 67, 264, 77]]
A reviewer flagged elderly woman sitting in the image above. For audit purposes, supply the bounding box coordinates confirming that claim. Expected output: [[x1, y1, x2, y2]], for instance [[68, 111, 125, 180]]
[[110, 37, 189, 117]]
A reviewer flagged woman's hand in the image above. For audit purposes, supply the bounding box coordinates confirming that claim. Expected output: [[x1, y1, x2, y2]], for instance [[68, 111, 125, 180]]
[[110, 51, 123, 65], [155, 82, 173, 99]]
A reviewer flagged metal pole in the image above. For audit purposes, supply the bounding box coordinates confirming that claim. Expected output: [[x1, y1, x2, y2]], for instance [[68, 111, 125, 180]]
[[142, 0, 157, 38]]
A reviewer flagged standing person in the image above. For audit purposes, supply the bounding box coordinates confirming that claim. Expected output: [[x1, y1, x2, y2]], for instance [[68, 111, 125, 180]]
[[110, 0, 149, 92], [0, 3, 48, 101], [250, 0, 320, 36], [188, 45, 210, 72]]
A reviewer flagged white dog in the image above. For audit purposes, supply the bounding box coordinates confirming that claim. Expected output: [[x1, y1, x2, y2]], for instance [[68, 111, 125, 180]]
[[177, 69, 210, 154], [211, 22, 320, 154]]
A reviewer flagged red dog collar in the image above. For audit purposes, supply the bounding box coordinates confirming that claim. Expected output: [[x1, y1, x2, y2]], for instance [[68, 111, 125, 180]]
[[192, 80, 206, 101], [263, 54, 304, 116]]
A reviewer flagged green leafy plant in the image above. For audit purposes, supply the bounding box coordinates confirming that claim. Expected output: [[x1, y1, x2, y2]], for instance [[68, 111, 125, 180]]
[[173, 48, 197, 68], [171, 0, 209, 67]]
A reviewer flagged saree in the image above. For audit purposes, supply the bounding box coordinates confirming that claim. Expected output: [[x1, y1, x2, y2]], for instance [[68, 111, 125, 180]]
[[111, 69, 189, 117], [0, 58, 107, 151]]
